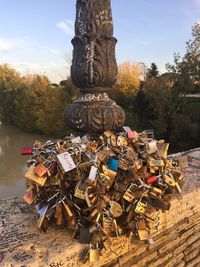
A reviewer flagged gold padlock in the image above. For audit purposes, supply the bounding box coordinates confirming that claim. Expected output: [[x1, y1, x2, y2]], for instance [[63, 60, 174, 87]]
[[157, 142, 169, 159], [89, 247, 100, 262], [137, 221, 149, 241], [123, 184, 136, 202], [102, 165, 117, 179], [110, 135, 117, 146], [135, 201, 147, 214], [74, 181, 86, 200], [109, 201, 123, 218], [24, 165, 47, 186], [164, 174, 176, 187]]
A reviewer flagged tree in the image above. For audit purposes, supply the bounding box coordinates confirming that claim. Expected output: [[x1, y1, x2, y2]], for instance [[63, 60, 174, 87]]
[[147, 63, 159, 78], [110, 61, 141, 109], [166, 23, 200, 93], [0, 64, 22, 123]]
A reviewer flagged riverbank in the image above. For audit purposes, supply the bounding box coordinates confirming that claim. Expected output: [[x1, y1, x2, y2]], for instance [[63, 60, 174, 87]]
[[0, 148, 200, 267]]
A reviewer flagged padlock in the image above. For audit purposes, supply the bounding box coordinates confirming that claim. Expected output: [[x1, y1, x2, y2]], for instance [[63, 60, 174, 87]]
[[34, 163, 48, 177], [147, 175, 157, 185], [86, 166, 98, 184], [110, 135, 117, 146], [149, 187, 163, 198], [74, 181, 86, 200], [103, 130, 113, 138], [23, 191, 36, 205], [50, 161, 58, 175], [123, 184, 137, 202], [71, 136, 81, 144], [57, 151, 76, 173], [36, 204, 49, 229], [118, 158, 128, 170], [145, 141, 157, 154], [61, 199, 73, 218], [106, 158, 119, 172], [178, 156, 188, 168], [102, 216, 113, 236], [87, 141, 98, 153], [109, 201, 123, 218], [127, 131, 135, 139], [171, 170, 184, 181], [147, 157, 164, 168], [123, 126, 132, 132], [88, 245, 100, 262], [117, 136, 128, 147], [102, 165, 117, 180], [98, 149, 115, 164], [54, 201, 64, 225], [21, 147, 33, 155], [135, 200, 147, 215], [24, 165, 47, 186], [164, 173, 176, 187], [137, 221, 149, 241], [97, 173, 113, 190], [157, 143, 169, 159]]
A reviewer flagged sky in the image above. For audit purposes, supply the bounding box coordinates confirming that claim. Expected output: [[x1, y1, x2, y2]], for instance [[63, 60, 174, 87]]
[[0, 0, 199, 83]]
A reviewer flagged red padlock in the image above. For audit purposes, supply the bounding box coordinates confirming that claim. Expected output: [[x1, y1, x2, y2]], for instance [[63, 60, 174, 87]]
[[50, 161, 58, 175], [21, 147, 33, 155], [147, 175, 157, 185]]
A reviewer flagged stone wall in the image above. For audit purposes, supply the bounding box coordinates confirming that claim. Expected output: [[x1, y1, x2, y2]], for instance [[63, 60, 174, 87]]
[[0, 148, 200, 267]]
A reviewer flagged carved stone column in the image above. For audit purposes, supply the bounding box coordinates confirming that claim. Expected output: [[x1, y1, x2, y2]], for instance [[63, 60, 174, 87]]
[[65, 0, 125, 133]]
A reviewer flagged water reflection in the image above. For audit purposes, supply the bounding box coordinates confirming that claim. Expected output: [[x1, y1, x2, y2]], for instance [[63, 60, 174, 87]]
[[0, 123, 45, 198]]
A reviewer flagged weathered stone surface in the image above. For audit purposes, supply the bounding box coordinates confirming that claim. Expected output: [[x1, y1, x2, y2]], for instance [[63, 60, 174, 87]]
[[0, 148, 200, 267]]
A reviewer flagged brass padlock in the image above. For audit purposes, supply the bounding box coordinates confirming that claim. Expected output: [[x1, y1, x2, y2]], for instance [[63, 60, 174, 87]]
[[135, 200, 147, 215], [110, 135, 117, 146], [164, 173, 176, 187], [24, 165, 47, 186], [137, 221, 149, 241], [149, 187, 163, 198], [109, 201, 123, 218], [87, 141, 98, 153], [102, 165, 117, 180], [147, 157, 164, 168], [118, 158, 128, 170], [102, 216, 113, 236], [54, 201, 64, 225], [123, 184, 137, 202], [61, 199, 73, 218], [74, 181, 86, 200], [88, 246, 100, 262], [157, 142, 169, 159], [78, 162, 92, 172]]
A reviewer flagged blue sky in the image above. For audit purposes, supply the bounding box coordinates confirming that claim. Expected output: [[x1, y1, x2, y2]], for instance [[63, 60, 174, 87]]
[[0, 0, 199, 82]]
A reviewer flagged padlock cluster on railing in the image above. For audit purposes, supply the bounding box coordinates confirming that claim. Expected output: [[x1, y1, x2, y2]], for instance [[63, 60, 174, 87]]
[[21, 127, 188, 262]]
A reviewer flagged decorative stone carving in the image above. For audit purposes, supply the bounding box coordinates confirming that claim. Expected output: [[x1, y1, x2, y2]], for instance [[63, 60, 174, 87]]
[[65, 0, 125, 133]]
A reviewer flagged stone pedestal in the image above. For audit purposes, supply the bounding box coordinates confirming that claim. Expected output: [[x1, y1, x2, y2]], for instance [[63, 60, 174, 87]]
[[65, 0, 125, 133]]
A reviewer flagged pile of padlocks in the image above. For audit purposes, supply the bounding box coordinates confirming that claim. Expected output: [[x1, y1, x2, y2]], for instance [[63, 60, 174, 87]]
[[21, 127, 188, 262]]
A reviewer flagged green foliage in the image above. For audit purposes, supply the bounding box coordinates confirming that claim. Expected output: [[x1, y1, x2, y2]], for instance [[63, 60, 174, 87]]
[[0, 64, 76, 137], [166, 23, 200, 93], [147, 63, 159, 78]]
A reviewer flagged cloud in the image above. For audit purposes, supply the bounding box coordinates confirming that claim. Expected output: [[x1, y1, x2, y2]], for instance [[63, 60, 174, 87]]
[[56, 19, 74, 35], [0, 38, 27, 52]]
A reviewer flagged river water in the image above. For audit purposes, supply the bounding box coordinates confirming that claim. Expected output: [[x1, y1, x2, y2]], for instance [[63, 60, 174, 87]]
[[0, 123, 45, 199]]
